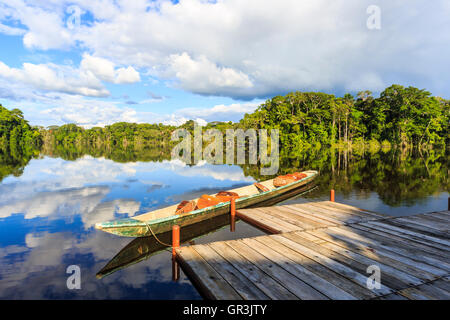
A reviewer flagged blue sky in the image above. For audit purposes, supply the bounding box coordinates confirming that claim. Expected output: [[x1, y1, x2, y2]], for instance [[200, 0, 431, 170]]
[[0, 0, 448, 127]]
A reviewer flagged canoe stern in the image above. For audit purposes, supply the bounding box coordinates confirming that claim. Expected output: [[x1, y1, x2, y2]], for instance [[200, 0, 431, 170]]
[[95, 218, 149, 237]]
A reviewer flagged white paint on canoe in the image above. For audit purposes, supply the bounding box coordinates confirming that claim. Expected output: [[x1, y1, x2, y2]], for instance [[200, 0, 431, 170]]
[[133, 170, 317, 223]]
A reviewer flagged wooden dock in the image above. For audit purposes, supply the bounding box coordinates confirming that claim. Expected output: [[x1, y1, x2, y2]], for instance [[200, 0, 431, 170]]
[[175, 201, 450, 300]]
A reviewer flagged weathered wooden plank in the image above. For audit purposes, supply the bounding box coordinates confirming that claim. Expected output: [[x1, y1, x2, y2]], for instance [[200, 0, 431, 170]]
[[311, 226, 448, 277], [389, 217, 450, 237], [176, 204, 450, 300], [280, 205, 342, 226], [357, 221, 450, 252], [306, 229, 439, 282], [271, 233, 394, 296], [421, 211, 450, 222], [430, 277, 450, 293], [237, 209, 286, 233], [292, 230, 328, 244], [395, 216, 449, 233], [251, 208, 302, 232], [376, 276, 450, 300], [371, 219, 450, 242], [208, 241, 298, 300], [225, 239, 329, 300], [242, 237, 357, 300], [255, 235, 377, 299], [430, 210, 450, 216], [299, 231, 425, 286], [398, 287, 434, 300], [192, 245, 269, 300], [284, 231, 420, 291], [235, 211, 283, 234], [295, 203, 363, 224], [239, 209, 299, 232], [350, 223, 450, 260], [175, 246, 242, 299], [374, 293, 409, 300], [257, 206, 325, 230], [362, 220, 450, 247], [346, 224, 450, 265], [255, 207, 313, 230], [332, 225, 450, 273], [311, 201, 382, 220], [411, 282, 450, 299], [410, 213, 450, 226], [318, 201, 386, 218], [285, 204, 351, 225]]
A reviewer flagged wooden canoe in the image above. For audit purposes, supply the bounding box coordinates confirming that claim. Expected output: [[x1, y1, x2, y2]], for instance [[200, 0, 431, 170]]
[[96, 213, 233, 279], [96, 182, 318, 278], [95, 170, 318, 237]]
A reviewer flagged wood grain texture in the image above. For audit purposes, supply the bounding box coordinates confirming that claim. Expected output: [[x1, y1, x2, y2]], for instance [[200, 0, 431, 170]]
[[175, 203, 450, 300]]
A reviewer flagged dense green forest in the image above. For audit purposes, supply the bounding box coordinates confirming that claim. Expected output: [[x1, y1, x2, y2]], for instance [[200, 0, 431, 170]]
[[0, 85, 448, 205], [241, 85, 449, 151], [41, 122, 175, 151], [42, 84, 450, 153], [0, 104, 42, 180], [1, 85, 449, 156], [0, 104, 42, 155]]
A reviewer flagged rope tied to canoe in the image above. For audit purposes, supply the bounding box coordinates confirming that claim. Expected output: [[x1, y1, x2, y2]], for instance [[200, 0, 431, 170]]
[[143, 220, 172, 247]]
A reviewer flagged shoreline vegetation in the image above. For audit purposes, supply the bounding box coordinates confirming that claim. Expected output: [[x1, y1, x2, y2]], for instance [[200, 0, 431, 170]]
[[0, 84, 449, 165], [0, 84, 448, 206]]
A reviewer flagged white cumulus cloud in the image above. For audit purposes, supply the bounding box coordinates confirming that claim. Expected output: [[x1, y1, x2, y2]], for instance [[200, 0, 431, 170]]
[[0, 0, 448, 127], [0, 61, 109, 97], [0, 0, 447, 99], [0, 54, 140, 100], [80, 54, 140, 84], [0, 23, 26, 35], [167, 52, 253, 95]]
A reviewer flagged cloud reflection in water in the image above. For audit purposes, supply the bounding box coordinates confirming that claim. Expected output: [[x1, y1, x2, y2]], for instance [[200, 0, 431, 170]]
[[0, 156, 252, 299]]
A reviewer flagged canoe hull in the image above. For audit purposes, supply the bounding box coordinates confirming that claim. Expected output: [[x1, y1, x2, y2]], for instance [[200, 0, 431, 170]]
[[96, 213, 234, 279], [96, 170, 318, 237]]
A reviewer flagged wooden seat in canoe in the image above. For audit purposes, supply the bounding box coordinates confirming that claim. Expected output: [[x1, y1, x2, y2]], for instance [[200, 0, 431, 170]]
[[254, 182, 269, 192]]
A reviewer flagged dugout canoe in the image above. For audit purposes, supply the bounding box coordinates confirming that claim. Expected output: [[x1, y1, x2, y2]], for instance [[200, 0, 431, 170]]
[[95, 170, 318, 238], [96, 183, 318, 278], [96, 213, 233, 278]]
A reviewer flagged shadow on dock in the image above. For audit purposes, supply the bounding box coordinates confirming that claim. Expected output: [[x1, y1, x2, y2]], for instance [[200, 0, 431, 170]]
[[175, 199, 450, 300]]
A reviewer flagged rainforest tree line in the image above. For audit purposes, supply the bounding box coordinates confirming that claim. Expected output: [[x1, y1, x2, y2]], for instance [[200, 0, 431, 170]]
[[1, 85, 449, 156], [0, 104, 42, 180], [241, 85, 449, 152], [41, 122, 175, 149], [0, 104, 42, 159], [0, 85, 448, 205]]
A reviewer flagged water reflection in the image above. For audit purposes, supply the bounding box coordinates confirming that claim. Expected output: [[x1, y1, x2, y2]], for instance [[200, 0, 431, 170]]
[[0, 147, 448, 299], [0, 229, 198, 299], [97, 183, 317, 280], [0, 155, 263, 299], [96, 214, 233, 279]]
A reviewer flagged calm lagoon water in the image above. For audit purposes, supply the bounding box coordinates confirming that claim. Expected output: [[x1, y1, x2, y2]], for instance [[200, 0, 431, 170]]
[[0, 151, 448, 299]]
